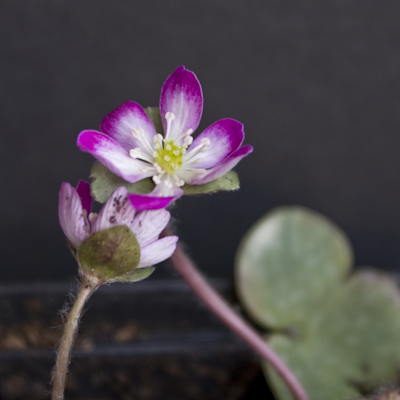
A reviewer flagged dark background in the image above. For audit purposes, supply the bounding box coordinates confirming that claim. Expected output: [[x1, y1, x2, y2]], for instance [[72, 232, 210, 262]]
[[1, 0, 400, 283]]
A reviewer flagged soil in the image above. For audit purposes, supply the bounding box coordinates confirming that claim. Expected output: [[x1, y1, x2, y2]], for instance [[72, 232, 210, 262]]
[[0, 279, 274, 400]]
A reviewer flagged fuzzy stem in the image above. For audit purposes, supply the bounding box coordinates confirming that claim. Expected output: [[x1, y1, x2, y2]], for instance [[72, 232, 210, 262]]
[[51, 277, 97, 400], [164, 228, 309, 400]]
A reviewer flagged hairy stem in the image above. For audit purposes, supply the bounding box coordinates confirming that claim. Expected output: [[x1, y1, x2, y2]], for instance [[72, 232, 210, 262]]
[[51, 277, 96, 400], [164, 227, 309, 400]]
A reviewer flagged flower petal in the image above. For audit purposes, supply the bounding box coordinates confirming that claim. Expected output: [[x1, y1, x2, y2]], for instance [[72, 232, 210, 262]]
[[188, 145, 254, 185], [129, 209, 171, 247], [91, 186, 136, 233], [128, 185, 184, 211], [136, 236, 179, 269], [128, 193, 176, 211], [76, 180, 92, 217], [187, 119, 244, 169], [160, 66, 203, 141], [58, 182, 87, 249], [100, 101, 157, 152], [77, 130, 153, 183]]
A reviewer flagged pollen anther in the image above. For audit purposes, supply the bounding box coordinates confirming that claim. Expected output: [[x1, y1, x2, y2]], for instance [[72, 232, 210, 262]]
[[165, 112, 175, 121]]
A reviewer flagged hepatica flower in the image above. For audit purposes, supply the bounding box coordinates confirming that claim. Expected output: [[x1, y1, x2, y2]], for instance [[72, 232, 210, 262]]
[[58, 181, 178, 283], [77, 66, 253, 208]]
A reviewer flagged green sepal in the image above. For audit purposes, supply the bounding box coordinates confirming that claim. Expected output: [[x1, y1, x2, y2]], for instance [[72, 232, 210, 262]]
[[90, 161, 154, 203], [91, 161, 240, 203], [78, 225, 141, 282], [182, 170, 239, 194], [114, 266, 155, 282], [144, 107, 165, 135]]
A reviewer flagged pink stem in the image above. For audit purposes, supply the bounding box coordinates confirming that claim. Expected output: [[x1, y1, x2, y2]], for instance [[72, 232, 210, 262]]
[[164, 228, 309, 400]]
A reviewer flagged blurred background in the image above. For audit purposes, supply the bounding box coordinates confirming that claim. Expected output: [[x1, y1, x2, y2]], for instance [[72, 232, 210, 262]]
[[1, 0, 400, 283]]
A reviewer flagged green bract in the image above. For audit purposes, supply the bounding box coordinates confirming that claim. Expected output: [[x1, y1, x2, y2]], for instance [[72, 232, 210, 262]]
[[78, 225, 141, 282], [144, 107, 164, 136], [90, 162, 154, 203], [114, 266, 155, 283], [90, 161, 240, 203], [235, 206, 400, 400]]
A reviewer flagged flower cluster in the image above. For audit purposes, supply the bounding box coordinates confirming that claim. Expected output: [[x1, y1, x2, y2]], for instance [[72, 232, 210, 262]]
[[59, 66, 252, 282]]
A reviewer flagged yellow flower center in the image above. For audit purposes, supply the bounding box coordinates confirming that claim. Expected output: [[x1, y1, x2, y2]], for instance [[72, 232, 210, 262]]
[[154, 139, 186, 174]]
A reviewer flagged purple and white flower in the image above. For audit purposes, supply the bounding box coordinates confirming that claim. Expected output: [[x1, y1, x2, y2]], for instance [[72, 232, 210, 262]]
[[77, 66, 253, 208], [58, 181, 178, 269]]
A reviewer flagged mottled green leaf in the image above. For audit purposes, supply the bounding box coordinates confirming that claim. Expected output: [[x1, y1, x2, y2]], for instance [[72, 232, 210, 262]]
[[235, 206, 400, 400], [235, 206, 352, 328], [182, 170, 239, 194], [90, 162, 154, 203], [144, 107, 164, 135], [114, 266, 155, 283], [265, 270, 400, 400], [78, 225, 141, 282]]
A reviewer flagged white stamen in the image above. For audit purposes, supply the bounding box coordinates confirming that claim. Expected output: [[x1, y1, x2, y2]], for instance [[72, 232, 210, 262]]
[[175, 179, 185, 187], [184, 136, 193, 146], [182, 148, 202, 162], [131, 128, 142, 138], [153, 163, 162, 173], [164, 180, 173, 188], [200, 138, 210, 152], [176, 128, 194, 142], [171, 163, 179, 170], [153, 175, 161, 184], [164, 112, 175, 139], [131, 128, 158, 158], [129, 148, 142, 158], [165, 112, 175, 122], [143, 135, 158, 155], [154, 134, 164, 143], [166, 144, 172, 151], [153, 152, 158, 157], [129, 148, 154, 163], [152, 171, 165, 184], [173, 150, 180, 156], [164, 155, 171, 162], [181, 148, 187, 154]]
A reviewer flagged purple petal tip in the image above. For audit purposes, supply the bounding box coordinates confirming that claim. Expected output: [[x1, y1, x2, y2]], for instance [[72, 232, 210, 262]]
[[128, 193, 175, 211]]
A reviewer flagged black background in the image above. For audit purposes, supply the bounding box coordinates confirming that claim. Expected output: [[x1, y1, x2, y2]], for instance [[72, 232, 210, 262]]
[[1, 0, 400, 282]]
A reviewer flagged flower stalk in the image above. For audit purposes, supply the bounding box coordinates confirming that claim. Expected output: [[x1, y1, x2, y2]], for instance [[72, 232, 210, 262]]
[[163, 227, 309, 400], [51, 276, 98, 400]]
